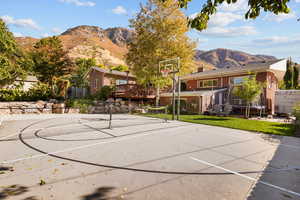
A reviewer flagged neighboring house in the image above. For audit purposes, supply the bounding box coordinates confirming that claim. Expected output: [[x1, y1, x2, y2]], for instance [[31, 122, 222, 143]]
[[85, 67, 156, 100], [4, 76, 38, 91], [160, 59, 287, 114]]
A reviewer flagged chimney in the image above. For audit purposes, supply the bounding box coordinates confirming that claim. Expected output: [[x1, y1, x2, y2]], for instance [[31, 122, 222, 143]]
[[198, 67, 204, 73]]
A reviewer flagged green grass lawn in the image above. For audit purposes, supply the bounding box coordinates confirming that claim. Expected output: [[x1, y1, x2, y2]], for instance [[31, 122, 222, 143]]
[[139, 114, 295, 136]]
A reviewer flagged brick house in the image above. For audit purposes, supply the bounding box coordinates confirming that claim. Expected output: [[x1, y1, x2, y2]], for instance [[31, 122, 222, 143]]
[[160, 59, 287, 114], [86, 67, 156, 100]]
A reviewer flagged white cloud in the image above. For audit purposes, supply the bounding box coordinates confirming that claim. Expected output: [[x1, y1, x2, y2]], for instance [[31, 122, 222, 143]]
[[209, 12, 243, 27], [295, 0, 300, 3], [51, 27, 62, 34], [202, 26, 257, 37], [253, 35, 300, 45], [13, 32, 24, 37], [59, 0, 95, 7], [219, 0, 249, 13], [1, 15, 40, 30], [41, 33, 50, 38], [112, 6, 127, 15], [264, 12, 296, 22]]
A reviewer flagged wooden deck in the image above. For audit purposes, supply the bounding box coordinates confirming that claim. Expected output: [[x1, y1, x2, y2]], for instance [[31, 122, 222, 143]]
[[113, 84, 156, 99]]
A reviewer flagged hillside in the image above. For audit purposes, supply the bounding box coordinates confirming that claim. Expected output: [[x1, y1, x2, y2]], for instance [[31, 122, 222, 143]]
[[16, 25, 135, 66], [195, 48, 277, 68], [15, 25, 277, 69]]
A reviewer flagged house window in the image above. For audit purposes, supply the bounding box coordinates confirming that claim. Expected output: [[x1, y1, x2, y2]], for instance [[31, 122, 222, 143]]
[[197, 79, 218, 88], [94, 79, 99, 88], [197, 80, 203, 88], [231, 75, 254, 85], [232, 99, 242, 105], [116, 79, 127, 85]]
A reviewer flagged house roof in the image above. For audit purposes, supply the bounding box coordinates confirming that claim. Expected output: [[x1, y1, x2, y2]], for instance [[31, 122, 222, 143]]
[[90, 67, 135, 78], [160, 88, 227, 97], [181, 59, 287, 80], [16, 76, 38, 82]]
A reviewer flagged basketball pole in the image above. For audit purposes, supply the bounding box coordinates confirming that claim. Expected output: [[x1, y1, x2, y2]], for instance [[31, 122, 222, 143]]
[[177, 58, 181, 121], [172, 69, 176, 120], [159, 57, 181, 121]]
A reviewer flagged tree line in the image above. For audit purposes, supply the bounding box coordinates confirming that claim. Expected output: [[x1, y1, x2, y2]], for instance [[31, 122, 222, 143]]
[[0, 18, 129, 99]]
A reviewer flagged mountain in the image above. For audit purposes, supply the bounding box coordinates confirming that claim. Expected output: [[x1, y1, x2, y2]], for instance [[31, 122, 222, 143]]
[[15, 25, 277, 69], [16, 25, 135, 66], [195, 48, 277, 68], [104, 27, 135, 47]]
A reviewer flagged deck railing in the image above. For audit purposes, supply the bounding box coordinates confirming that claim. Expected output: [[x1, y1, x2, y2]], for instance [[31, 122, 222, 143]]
[[114, 84, 156, 98]]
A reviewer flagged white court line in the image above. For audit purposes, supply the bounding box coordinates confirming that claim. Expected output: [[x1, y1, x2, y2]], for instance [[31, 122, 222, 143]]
[[190, 157, 300, 198], [279, 143, 300, 149], [0, 117, 164, 140], [0, 124, 187, 164], [0, 119, 107, 140], [0, 132, 34, 140]]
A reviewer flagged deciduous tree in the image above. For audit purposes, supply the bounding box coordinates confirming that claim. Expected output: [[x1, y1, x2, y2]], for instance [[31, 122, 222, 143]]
[[160, 0, 291, 31], [31, 36, 74, 96], [0, 19, 31, 87], [232, 75, 263, 118], [126, 0, 196, 104], [70, 58, 96, 88]]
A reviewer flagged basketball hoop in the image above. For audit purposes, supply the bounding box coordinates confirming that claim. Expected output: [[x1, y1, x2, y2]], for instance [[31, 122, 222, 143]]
[[161, 69, 171, 77]]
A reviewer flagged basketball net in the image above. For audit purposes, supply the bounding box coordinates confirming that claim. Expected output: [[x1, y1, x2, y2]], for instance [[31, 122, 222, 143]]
[[161, 69, 171, 77]]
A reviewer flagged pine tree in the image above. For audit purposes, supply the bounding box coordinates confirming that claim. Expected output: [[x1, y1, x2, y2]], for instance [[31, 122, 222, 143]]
[[284, 58, 294, 89], [293, 65, 299, 89]]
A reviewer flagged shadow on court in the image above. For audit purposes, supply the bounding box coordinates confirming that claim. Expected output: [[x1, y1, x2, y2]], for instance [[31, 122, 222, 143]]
[[0, 185, 37, 200], [247, 136, 300, 200], [81, 186, 116, 200]]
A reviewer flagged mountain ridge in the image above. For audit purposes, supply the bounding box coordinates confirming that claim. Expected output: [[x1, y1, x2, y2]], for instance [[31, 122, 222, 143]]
[[15, 25, 278, 69], [195, 48, 277, 69]]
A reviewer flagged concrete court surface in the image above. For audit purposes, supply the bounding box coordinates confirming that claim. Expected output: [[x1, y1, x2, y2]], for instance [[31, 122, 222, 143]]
[[0, 114, 299, 200]]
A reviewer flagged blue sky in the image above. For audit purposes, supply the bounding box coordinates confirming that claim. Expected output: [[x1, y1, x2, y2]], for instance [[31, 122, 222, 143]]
[[1, 0, 300, 62]]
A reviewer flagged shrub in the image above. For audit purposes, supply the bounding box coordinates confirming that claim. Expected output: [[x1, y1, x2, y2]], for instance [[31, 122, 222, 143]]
[[0, 83, 51, 101], [26, 83, 51, 101], [293, 104, 300, 128], [0, 88, 25, 101], [65, 99, 93, 113], [167, 100, 188, 114], [93, 86, 113, 100]]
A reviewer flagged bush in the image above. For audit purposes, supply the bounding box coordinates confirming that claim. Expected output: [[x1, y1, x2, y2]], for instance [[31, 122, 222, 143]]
[[93, 86, 113, 100], [0, 83, 51, 101], [167, 100, 188, 114], [0, 88, 26, 101], [26, 83, 51, 101], [293, 104, 300, 128], [65, 99, 93, 113]]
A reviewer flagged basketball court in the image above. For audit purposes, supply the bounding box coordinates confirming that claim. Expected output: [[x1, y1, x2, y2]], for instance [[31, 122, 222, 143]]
[[0, 114, 299, 200]]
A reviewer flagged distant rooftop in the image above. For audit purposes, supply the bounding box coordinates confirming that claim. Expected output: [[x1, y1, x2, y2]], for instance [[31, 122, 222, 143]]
[[90, 67, 135, 78], [16, 76, 38, 82], [182, 59, 286, 80]]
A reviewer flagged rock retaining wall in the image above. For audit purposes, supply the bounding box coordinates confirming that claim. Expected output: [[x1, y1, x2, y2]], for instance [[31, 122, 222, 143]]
[[0, 101, 79, 115]]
